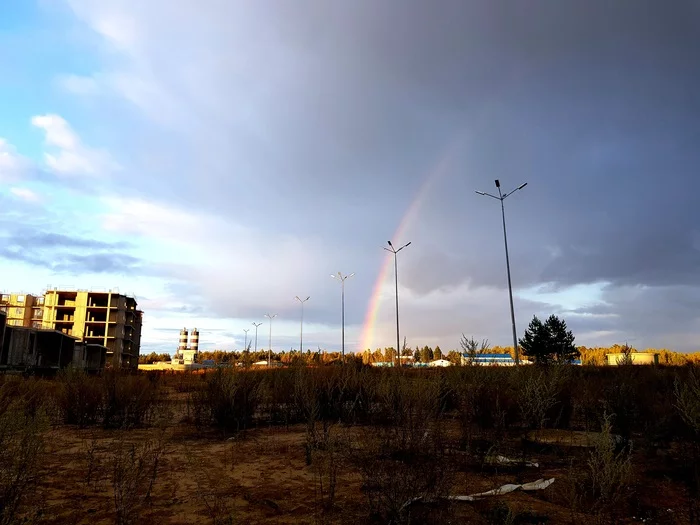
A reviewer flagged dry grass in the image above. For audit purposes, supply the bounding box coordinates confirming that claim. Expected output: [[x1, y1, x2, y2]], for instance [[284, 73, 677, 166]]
[[0, 364, 698, 523]]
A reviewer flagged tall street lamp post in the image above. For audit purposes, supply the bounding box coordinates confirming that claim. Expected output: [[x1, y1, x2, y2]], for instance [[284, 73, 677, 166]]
[[252, 322, 263, 353], [294, 296, 310, 361], [264, 313, 277, 367], [243, 328, 249, 353], [331, 272, 354, 361], [384, 240, 411, 367], [475, 179, 528, 364]]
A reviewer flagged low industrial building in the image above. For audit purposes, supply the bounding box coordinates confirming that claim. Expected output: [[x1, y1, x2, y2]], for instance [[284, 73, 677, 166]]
[[606, 352, 659, 366]]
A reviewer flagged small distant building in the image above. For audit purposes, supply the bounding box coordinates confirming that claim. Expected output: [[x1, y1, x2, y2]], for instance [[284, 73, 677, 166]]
[[462, 353, 518, 366], [429, 359, 452, 367], [606, 352, 659, 366]]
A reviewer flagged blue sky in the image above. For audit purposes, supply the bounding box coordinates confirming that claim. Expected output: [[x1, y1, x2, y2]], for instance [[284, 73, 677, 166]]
[[1, 1, 699, 354]]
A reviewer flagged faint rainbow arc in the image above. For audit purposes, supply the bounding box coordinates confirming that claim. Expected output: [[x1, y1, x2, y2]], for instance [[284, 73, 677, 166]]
[[358, 139, 462, 352]]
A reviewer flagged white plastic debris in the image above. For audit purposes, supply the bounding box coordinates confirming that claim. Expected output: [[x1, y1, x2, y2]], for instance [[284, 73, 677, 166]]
[[485, 454, 539, 468], [401, 478, 556, 509]]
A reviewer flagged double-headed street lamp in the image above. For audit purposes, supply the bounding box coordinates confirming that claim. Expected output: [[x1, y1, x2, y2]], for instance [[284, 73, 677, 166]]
[[252, 322, 263, 353], [384, 240, 411, 367], [331, 272, 354, 360], [264, 313, 277, 367], [476, 179, 528, 364], [294, 296, 310, 359]]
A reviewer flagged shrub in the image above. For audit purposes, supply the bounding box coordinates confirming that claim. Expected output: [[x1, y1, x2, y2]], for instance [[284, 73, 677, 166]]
[[57, 368, 103, 427], [517, 366, 571, 429], [111, 437, 164, 525], [570, 414, 633, 517], [103, 372, 160, 429], [0, 393, 48, 525], [190, 369, 262, 433]]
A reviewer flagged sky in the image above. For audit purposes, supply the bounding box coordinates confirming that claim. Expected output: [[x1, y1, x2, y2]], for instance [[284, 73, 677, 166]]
[[1, 1, 699, 354]]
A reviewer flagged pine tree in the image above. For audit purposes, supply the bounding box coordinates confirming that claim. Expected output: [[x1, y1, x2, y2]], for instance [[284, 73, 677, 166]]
[[519, 314, 579, 364]]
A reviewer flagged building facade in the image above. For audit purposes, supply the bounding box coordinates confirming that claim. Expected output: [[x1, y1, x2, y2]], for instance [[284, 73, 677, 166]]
[[1, 289, 142, 369], [0, 293, 40, 328]]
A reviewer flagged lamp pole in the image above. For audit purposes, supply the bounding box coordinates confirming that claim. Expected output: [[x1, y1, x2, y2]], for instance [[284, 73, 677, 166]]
[[252, 322, 262, 353], [384, 241, 411, 367], [294, 296, 310, 361], [243, 328, 249, 353], [331, 272, 354, 361], [264, 314, 277, 367], [475, 179, 528, 365]]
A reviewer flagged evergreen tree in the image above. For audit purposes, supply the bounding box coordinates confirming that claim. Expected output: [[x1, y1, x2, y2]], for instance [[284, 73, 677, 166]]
[[420, 346, 433, 363], [434, 346, 443, 360], [519, 314, 579, 364]]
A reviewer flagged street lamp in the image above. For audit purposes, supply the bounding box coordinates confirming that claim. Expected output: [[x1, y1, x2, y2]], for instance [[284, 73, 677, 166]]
[[331, 272, 354, 361], [243, 328, 249, 353], [384, 240, 411, 367], [475, 179, 528, 364], [252, 322, 263, 353], [294, 296, 310, 361], [264, 313, 277, 367]]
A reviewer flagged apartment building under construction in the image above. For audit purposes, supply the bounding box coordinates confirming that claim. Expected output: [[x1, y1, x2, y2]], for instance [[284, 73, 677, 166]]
[[0, 289, 142, 369], [0, 293, 42, 328]]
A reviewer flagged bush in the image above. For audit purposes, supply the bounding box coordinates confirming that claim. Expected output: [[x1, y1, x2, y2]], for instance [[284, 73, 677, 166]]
[[103, 372, 160, 429], [111, 437, 164, 525], [57, 368, 103, 427], [0, 389, 48, 525], [570, 414, 633, 518], [190, 368, 262, 433]]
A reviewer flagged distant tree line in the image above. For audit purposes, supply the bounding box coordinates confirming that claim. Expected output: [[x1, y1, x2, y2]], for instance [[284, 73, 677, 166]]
[[138, 313, 700, 366]]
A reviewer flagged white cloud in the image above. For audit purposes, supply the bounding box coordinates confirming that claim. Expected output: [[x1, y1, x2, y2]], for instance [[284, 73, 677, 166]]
[[31, 114, 119, 176], [99, 196, 336, 319], [9, 187, 42, 203], [55, 74, 99, 95], [0, 138, 30, 182]]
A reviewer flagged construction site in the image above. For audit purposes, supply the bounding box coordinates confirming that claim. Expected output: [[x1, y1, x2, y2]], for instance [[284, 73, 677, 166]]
[[0, 289, 142, 372]]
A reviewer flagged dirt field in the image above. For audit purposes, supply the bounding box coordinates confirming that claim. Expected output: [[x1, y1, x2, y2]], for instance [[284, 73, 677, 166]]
[[2, 366, 700, 524]]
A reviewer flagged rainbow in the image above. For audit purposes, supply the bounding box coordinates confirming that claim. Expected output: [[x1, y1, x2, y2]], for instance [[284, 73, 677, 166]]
[[358, 135, 466, 352]]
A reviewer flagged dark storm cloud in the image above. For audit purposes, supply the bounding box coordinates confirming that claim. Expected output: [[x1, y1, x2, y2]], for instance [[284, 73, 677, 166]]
[[0, 228, 142, 275], [5, 230, 132, 251], [64, 0, 700, 350], [177, 0, 699, 293], [0, 245, 142, 275]]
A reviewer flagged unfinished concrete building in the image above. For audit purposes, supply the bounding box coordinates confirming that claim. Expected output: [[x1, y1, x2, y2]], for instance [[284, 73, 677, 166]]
[[0, 325, 76, 371], [72, 342, 108, 373], [42, 290, 142, 369], [0, 310, 6, 349], [0, 292, 39, 327]]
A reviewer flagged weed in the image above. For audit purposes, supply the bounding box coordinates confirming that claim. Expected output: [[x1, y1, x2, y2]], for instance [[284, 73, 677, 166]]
[[570, 413, 633, 518], [57, 368, 103, 427], [110, 437, 164, 525], [0, 397, 48, 525]]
